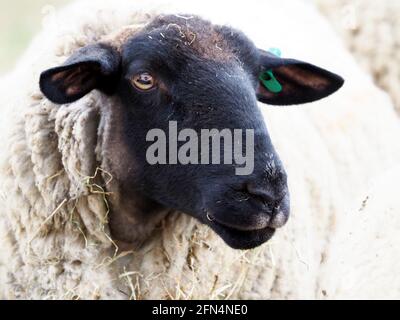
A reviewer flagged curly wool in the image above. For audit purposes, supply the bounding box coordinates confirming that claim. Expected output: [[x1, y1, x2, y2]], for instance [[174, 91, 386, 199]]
[[1, 0, 400, 299]]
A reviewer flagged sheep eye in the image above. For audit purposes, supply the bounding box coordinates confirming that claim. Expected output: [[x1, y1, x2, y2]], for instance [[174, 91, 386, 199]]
[[131, 73, 156, 91]]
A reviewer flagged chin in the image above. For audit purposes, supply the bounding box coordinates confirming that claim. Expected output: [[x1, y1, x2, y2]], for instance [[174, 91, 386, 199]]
[[208, 220, 276, 250]]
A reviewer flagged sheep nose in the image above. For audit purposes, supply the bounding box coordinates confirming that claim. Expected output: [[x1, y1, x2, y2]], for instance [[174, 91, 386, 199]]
[[246, 182, 286, 207], [245, 181, 289, 229]]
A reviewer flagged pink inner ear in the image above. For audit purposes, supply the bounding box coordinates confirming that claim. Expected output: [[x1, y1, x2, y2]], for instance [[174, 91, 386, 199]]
[[65, 76, 98, 96], [276, 65, 330, 89], [257, 64, 332, 100], [50, 65, 100, 97], [51, 71, 68, 82], [50, 69, 82, 86], [66, 86, 81, 96]]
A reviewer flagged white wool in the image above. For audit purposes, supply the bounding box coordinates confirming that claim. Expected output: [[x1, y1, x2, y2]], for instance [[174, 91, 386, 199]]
[[313, 0, 400, 113], [319, 166, 400, 299], [0, 0, 400, 299]]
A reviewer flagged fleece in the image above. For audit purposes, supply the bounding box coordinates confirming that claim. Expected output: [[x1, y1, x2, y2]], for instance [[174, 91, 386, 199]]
[[0, 0, 399, 299], [314, 0, 400, 114]]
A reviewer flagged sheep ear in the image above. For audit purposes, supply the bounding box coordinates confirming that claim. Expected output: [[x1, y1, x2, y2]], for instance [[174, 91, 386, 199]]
[[40, 44, 121, 104], [256, 49, 344, 106]]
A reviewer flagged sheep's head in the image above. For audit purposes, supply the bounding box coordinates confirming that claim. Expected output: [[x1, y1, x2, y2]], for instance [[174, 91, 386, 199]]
[[40, 15, 343, 249]]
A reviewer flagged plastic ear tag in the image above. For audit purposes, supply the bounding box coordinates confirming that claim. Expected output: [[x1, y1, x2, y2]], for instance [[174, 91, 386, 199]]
[[259, 48, 283, 93], [268, 47, 282, 57], [259, 70, 282, 93]]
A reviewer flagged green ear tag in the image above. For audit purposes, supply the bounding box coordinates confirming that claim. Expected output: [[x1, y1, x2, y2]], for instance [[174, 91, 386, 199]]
[[259, 47, 283, 93], [268, 47, 281, 57], [259, 70, 282, 93]]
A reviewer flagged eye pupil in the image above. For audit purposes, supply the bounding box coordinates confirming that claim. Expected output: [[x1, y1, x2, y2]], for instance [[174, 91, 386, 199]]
[[132, 73, 155, 90]]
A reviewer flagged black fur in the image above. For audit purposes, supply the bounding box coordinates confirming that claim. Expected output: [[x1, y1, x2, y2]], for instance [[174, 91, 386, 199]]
[[39, 15, 344, 249]]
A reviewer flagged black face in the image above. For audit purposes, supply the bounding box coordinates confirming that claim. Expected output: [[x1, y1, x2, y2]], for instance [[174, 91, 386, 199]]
[[39, 15, 343, 249]]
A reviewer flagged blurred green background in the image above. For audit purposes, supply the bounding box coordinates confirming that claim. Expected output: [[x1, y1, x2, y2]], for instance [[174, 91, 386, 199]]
[[0, 0, 70, 74]]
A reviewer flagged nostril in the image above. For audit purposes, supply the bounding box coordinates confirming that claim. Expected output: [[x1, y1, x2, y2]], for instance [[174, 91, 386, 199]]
[[246, 183, 274, 203], [245, 182, 286, 206]]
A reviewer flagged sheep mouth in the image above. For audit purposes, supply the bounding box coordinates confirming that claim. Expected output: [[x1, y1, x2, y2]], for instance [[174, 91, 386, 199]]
[[205, 214, 276, 250]]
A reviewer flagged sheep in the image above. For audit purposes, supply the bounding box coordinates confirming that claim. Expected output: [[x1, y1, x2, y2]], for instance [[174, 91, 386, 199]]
[[313, 0, 400, 114], [0, 0, 400, 300], [38, 13, 346, 250], [318, 165, 400, 299]]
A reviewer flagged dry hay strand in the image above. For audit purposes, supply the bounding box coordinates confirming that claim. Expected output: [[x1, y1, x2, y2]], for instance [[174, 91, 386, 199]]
[[119, 267, 143, 300], [77, 166, 119, 257]]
